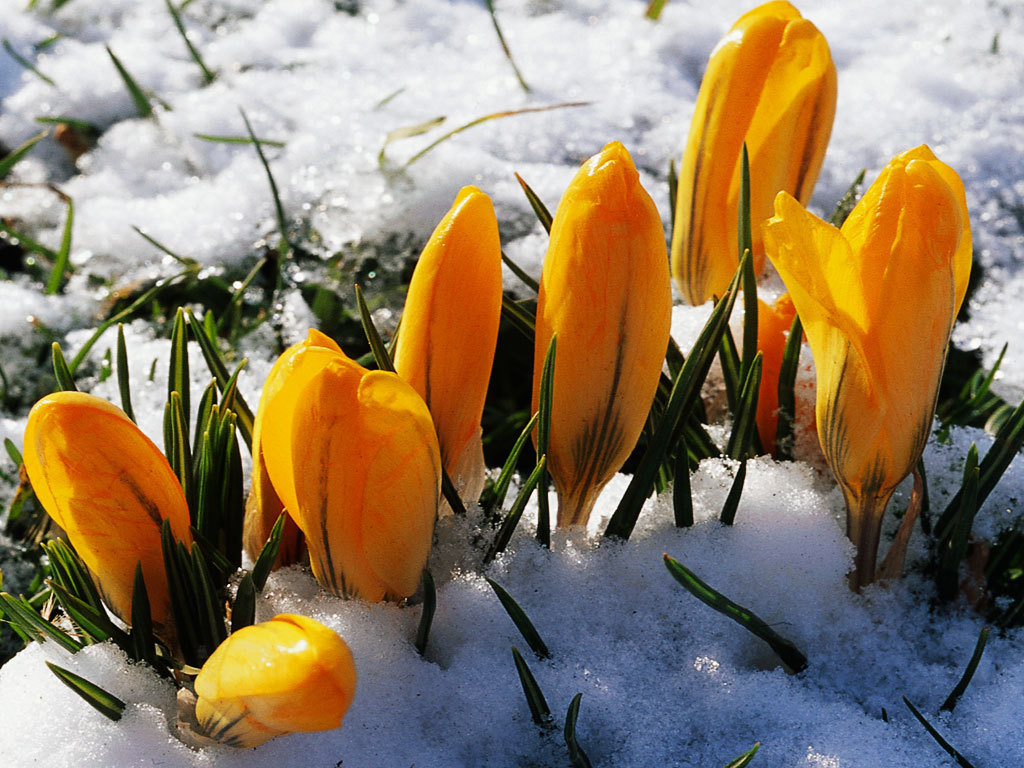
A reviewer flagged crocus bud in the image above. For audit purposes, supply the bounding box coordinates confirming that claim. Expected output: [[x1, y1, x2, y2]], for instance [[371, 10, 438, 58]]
[[243, 329, 342, 568], [192, 614, 356, 748], [763, 145, 971, 589], [261, 342, 441, 601], [671, 0, 837, 305], [393, 186, 502, 505], [22, 392, 192, 630], [754, 293, 797, 455], [533, 141, 672, 527]]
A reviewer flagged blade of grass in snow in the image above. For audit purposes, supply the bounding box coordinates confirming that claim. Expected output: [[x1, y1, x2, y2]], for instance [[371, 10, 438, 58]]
[[673, 437, 693, 527], [480, 411, 539, 519], [378, 116, 446, 167], [232, 572, 256, 633], [828, 169, 866, 227], [115, 324, 135, 422], [667, 158, 678, 233], [937, 444, 980, 601], [564, 693, 592, 768], [251, 512, 286, 591], [535, 335, 556, 547], [373, 87, 406, 110], [132, 226, 195, 266], [193, 133, 284, 147], [645, 0, 670, 21], [46, 663, 125, 722], [940, 626, 990, 713], [106, 46, 154, 118], [216, 256, 266, 340], [43, 191, 73, 295], [414, 569, 436, 656], [512, 647, 552, 726], [35, 116, 99, 135], [405, 102, 589, 167], [483, 456, 546, 564], [484, 0, 530, 92], [486, 578, 550, 659], [501, 251, 540, 293], [718, 460, 747, 526], [51, 342, 78, 392], [902, 697, 976, 768], [722, 743, 760, 768], [2, 39, 55, 87], [239, 107, 290, 262], [774, 313, 803, 460], [501, 294, 536, 341], [164, 0, 215, 85], [514, 172, 552, 234], [663, 554, 808, 673], [726, 352, 762, 461], [0, 130, 47, 179]]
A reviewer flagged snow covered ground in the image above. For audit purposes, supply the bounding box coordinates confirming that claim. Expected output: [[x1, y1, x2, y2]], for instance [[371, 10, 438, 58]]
[[1, 0, 1023, 766]]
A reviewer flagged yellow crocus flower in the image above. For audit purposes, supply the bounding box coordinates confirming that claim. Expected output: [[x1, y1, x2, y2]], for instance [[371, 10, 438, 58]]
[[763, 145, 972, 588], [243, 329, 342, 567], [261, 341, 441, 601], [22, 391, 192, 630], [533, 141, 672, 527], [193, 613, 356, 748], [671, 0, 837, 305], [393, 186, 502, 505]]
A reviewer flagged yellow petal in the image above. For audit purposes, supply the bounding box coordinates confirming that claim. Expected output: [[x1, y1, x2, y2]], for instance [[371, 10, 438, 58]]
[[244, 329, 340, 567], [194, 613, 356, 748], [22, 392, 191, 628], [671, 1, 836, 304], [393, 186, 502, 501], [265, 353, 440, 601], [533, 141, 672, 526]]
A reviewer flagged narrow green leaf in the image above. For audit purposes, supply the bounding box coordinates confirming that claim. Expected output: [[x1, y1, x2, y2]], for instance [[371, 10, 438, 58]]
[[43, 193, 73, 295], [903, 697, 976, 768], [940, 626, 990, 713], [405, 102, 588, 167], [46, 580, 127, 649], [564, 693, 592, 768], [193, 133, 284, 147], [501, 294, 536, 341], [645, 0, 670, 21], [481, 411, 540, 518], [511, 646, 551, 725], [188, 542, 227, 659], [217, 256, 266, 340], [938, 444, 980, 601], [0, 129, 48, 179], [46, 663, 125, 721], [239, 107, 289, 261], [672, 436, 693, 528], [484, 456, 546, 564], [169, 392, 195, 516], [726, 352, 762, 461], [513, 172, 552, 234], [774, 313, 802, 460], [604, 261, 743, 541], [132, 225, 194, 266], [2, 40, 55, 87], [378, 115, 446, 167], [162, 521, 200, 665], [536, 335, 557, 547], [501, 251, 540, 293], [667, 157, 678, 241], [718, 325, 741, 414], [168, 307, 190, 430], [0, 593, 82, 653], [441, 470, 469, 516], [231, 572, 256, 633], [719, 460, 747, 526], [129, 564, 156, 666], [486, 578, 550, 659], [663, 554, 808, 673], [115, 324, 135, 422], [3, 438, 20, 467], [252, 512, 286, 591], [355, 283, 396, 373], [484, 0, 530, 92], [51, 342, 78, 392], [414, 569, 436, 656], [827, 169, 866, 227], [105, 46, 154, 118], [43, 539, 103, 613], [722, 742, 760, 768], [35, 116, 98, 134], [164, 0, 215, 84]]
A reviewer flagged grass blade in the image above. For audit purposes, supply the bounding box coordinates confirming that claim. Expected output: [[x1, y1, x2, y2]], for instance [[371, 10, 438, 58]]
[[0, 129, 48, 179], [2, 39, 55, 87], [718, 460, 747, 526], [378, 115, 445, 167], [501, 294, 536, 341], [484, 456, 546, 564], [512, 646, 551, 725], [564, 693, 592, 768], [672, 436, 693, 527], [193, 133, 283, 147], [239, 107, 290, 261], [355, 283, 396, 372], [535, 335, 556, 547], [106, 46, 154, 118], [940, 626, 990, 713], [252, 512, 286, 591], [774, 313, 802, 460], [231, 572, 256, 633], [414, 569, 436, 657], [937, 444, 980, 601], [827, 169, 866, 227], [663, 554, 808, 673], [46, 663, 125, 722], [723, 742, 760, 768], [486, 578, 550, 659], [405, 102, 588, 167], [481, 411, 539, 518], [902, 697, 976, 768], [115, 324, 135, 422], [129, 564, 156, 667], [165, 0, 215, 85], [514, 172, 552, 234], [501, 251, 540, 293], [52, 342, 78, 392], [43, 192, 73, 295], [645, 0, 670, 21], [484, 0, 530, 92]]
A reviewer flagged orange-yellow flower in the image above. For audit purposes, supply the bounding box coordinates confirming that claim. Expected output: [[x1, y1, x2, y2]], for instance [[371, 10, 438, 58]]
[[755, 293, 797, 455], [193, 613, 356, 748], [261, 339, 440, 601], [533, 141, 672, 527], [22, 392, 192, 630], [763, 145, 972, 588], [243, 330, 342, 568], [671, 0, 837, 305], [393, 186, 502, 504]]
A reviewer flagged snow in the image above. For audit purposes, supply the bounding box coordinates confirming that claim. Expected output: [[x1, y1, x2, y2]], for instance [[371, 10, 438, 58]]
[[2, 0, 1024, 766]]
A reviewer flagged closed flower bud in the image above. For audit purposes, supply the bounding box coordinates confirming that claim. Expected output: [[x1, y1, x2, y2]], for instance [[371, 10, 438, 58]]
[[763, 145, 971, 588], [534, 141, 672, 527], [192, 613, 356, 748], [22, 392, 192, 630], [672, 0, 837, 305], [393, 186, 503, 505], [243, 329, 342, 568], [261, 342, 441, 601]]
